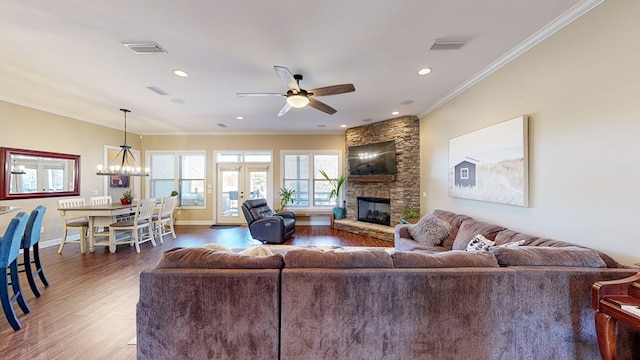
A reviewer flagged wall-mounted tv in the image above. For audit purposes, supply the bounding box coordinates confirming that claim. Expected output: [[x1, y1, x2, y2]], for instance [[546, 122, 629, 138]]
[[348, 140, 397, 175]]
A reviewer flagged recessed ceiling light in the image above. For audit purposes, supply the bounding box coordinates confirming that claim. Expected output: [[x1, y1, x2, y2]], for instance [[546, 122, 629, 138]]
[[171, 98, 185, 104], [340, 125, 347, 128], [401, 100, 414, 105], [217, 123, 227, 128], [236, 116, 244, 120], [418, 68, 432, 75], [174, 69, 189, 77], [392, 111, 400, 116]]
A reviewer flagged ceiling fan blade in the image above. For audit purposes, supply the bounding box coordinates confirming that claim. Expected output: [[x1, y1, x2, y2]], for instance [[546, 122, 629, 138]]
[[308, 84, 355, 97], [237, 93, 284, 97], [274, 66, 300, 92], [308, 98, 337, 115], [277, 102, 292, 117]]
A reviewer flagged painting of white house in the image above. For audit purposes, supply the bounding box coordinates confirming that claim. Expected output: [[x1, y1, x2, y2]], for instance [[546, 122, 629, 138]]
[[449, 116, 529, 207]]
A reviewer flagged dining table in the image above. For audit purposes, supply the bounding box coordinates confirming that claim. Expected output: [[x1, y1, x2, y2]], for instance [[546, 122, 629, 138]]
[[57, 202, 136, 252]]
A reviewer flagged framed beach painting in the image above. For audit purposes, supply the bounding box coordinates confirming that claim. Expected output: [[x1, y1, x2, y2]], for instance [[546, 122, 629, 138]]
[[448, 115, 529, 207]]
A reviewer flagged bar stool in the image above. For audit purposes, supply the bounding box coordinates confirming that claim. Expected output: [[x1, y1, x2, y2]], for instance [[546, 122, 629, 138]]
[[20, 206, 49, 297], [0, 212, 30, 331]]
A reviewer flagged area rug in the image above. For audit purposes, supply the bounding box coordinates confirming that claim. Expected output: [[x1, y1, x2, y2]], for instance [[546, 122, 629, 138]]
[[209, 225, 240, 229]]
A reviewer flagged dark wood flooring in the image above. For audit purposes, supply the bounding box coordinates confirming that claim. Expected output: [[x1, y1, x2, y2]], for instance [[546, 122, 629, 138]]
[[0, 225, 392, 359]]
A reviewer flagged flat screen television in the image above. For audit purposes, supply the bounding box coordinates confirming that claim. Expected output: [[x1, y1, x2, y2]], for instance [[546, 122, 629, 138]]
[[348, 140, 397, 175]]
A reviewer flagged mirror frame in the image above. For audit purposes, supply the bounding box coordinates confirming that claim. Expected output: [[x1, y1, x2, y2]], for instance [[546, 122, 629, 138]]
[[0, 147, 81, 200]]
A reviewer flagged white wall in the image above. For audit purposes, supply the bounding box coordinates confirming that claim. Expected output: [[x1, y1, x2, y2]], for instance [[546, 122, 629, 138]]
[[421, 0, 640, 265]]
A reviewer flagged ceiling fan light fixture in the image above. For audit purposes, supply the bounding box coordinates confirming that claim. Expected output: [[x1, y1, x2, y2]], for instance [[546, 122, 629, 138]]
[[287, 94, 309, 108]]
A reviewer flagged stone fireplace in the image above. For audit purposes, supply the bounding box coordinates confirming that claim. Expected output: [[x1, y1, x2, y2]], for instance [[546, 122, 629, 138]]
[[358, 197, 391, 226], [333, 115, 420, 242]]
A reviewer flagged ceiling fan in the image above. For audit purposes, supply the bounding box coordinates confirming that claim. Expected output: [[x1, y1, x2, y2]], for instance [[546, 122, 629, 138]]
[[237, 66, 355, 116]]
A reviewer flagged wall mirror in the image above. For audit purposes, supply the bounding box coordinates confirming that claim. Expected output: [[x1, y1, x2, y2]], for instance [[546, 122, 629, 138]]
[[0, 147, 80, 200]]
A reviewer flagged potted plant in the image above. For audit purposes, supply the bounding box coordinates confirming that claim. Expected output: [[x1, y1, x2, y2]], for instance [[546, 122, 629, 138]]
[[120, 189, 133, 205], [401, 206, 420, 224], [319, 169, 346, 219], [278, 187, 296, 211]]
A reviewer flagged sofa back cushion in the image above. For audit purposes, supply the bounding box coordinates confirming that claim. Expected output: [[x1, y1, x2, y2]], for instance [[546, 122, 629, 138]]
[[452, 219, 506, 250], [489, 246, 607, 268], [495, 229, 625, 268], [392, 250, 499, 268], [156, 247, 284, 269], [283, 248, 393, 268], [432, 209, 473, 249]]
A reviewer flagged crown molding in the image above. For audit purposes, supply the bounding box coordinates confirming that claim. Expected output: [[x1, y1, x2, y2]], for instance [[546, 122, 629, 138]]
[[420, 0, 605, 118]]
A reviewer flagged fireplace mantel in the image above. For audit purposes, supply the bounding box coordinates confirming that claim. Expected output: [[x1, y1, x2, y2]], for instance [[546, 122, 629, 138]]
[[348, 175, 397, 183]]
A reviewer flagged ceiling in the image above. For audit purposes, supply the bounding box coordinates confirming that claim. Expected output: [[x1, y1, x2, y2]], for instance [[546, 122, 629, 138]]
[[0, 0, 597, 135]]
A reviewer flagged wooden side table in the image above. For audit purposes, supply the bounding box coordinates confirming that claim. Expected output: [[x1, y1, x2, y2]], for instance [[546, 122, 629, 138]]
[[592, 273, 640, 360]]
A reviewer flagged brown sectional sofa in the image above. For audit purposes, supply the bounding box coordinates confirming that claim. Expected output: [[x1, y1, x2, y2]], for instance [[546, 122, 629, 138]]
[[137, 210, 640, 359]]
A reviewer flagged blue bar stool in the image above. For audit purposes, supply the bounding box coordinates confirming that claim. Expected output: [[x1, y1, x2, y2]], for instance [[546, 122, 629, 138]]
[[20, 206, 49, 297], [0, 212, 30, 331]]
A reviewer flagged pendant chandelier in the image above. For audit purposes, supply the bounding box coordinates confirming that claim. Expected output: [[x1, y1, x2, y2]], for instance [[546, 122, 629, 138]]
[[96, 108, 149, 176]]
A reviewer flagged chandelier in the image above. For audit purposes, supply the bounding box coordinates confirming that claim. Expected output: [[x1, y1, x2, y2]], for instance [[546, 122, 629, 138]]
[[96, 109, 149, 176]]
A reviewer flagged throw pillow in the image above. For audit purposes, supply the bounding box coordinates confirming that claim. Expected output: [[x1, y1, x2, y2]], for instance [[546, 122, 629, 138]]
[[408, 215, 452, 246], [466, 234, 495, 252], [240, 245, 274, 256]]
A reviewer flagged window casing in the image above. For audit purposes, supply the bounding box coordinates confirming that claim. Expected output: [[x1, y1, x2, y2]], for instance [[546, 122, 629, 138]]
[[281, 151, 342, 208], [147, 151, 206, 208]]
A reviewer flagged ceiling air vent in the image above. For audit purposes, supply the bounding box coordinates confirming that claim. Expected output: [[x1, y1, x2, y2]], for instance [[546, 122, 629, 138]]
[[430, 40, 467, 50], [122, 42, 168, 54], [147, 86, 169, 96]]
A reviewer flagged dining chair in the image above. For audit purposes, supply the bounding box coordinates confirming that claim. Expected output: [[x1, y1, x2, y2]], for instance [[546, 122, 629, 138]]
[[19, 206, 49, 297], [90, 195, 112, 244], [1, 212, 30, 331], [152, 196, 178, 244], [108, 198, 157, 253], [57, 198, 88, 254]]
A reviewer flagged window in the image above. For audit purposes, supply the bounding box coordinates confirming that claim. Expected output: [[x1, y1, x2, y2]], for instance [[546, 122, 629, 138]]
[[460, 168, 469, 179], [147, 151, 206, 207], [282, 151, 341, 208]]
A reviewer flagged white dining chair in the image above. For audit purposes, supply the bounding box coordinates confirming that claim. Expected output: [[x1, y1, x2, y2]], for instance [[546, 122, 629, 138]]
[[57, 198, 88, 254], [108, 198, 157, 253], [152, 196, 178, 244], [89, 195, 112, 246]]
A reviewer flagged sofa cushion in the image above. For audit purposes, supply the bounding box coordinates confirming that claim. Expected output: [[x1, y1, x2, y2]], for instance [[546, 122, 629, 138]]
[[283, 248, 393, 268], [408, 215, 452, 246], [432, 209, 473, 249], [466, 234, 496, 251], [156, 247, 284, 269], [392, 250, 499, 268], [452, 219, 506, 250], [488, 246, 607, 268], [495, 229, 626, 268]]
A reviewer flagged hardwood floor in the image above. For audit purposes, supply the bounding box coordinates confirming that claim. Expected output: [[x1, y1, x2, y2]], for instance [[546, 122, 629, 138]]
[[0, 225, 392, 359]]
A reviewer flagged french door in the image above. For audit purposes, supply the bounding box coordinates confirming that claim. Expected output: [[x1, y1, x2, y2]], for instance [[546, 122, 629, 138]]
[[216, 163, 269, 224]]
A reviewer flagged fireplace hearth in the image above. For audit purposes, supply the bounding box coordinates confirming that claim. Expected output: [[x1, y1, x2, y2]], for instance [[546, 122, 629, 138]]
[[358, 197, 391, 226]]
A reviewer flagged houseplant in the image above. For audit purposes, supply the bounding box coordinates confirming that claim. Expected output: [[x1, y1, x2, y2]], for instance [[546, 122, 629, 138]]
[[120, 189, 133, 205], [401, 206, 420, 224], [319, 169, 346, 219], [278, 187, 296, 211]]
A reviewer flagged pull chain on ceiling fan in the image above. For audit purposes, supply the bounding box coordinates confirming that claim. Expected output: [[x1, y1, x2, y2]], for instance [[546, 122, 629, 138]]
[[237, 66, 355, 116]]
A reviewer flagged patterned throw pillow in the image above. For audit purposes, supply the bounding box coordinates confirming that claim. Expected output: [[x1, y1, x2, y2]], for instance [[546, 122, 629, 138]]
[[408, 215, 452, 246], [466, 234, 496, 252]]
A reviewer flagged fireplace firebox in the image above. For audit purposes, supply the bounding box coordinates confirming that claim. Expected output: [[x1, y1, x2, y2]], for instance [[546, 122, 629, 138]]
[[357, 197, 391, 226]]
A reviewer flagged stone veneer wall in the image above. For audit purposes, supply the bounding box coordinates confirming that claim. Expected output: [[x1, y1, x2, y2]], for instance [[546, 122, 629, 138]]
[[344, 115, 420, 227]]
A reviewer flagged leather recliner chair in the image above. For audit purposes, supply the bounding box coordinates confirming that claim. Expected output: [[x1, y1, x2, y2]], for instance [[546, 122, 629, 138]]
[[241, 198, 296, 244]]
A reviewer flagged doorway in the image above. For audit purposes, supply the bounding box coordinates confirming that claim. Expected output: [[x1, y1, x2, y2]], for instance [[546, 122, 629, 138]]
[[216, 164, 269, 224]]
